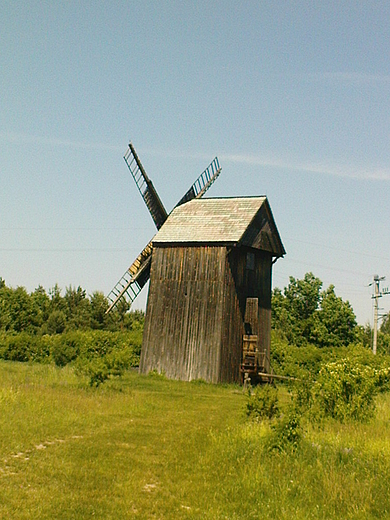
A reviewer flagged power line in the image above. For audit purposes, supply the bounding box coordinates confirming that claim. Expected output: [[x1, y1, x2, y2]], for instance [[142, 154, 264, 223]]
[[284, 258, 372, 278], [0, 248, 132, 252], [287, 236, 390, 262], [0, 227, 152, 231], [1, 231, 389, 263]]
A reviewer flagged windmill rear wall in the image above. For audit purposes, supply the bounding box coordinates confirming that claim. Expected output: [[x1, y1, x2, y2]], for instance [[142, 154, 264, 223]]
[[221, 248, 272, 379]]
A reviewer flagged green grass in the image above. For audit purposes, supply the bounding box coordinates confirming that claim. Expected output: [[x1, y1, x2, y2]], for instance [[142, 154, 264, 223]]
[[1, 361, 390, 519]]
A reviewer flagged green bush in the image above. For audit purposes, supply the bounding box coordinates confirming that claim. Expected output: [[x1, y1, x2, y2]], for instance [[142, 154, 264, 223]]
[[375, 365, 390, 392], [75, 346, 138, 387], [51, 332, 82, 366], [50, 330, 141, 370], [0, 333, 52, 363], [28, 334, 53, 363], [270, 331, 326, 379], [265, 409, 302, 452], [271, 331, 390, 387], [245, 384, 279, 421], [0, 333, 31, 362], [0, 329, 142, 388], [77, 357, 110, 387], [290, 378, 313, 415], [312, 357, 377, 422], [74, 330, 142, 360]]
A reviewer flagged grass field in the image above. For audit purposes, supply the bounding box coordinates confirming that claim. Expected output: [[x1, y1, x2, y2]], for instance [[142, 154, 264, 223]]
[[1, 361, 390, 519]]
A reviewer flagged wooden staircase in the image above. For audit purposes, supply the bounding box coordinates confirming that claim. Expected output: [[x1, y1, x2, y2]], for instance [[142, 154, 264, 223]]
[[240, 297, 273, 384]]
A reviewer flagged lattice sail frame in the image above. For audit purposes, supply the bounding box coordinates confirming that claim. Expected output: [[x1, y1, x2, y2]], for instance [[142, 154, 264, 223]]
[[106, 145, 221, 314]]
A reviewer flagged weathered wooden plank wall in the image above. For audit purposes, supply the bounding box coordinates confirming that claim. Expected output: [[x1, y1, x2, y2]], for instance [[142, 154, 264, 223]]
[[225, 248, 273, 374], [219, 252, 243, 382], [140, 246, 226, 382], [140, 244, 274, 383]]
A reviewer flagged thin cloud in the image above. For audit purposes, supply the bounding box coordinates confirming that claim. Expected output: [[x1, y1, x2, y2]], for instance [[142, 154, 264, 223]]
[[222, 153, 390, 181], [0, 131, 122, 152], [0, 132, 212, 162], [3, 131, 389, 181], [140, 146, 212, 162], [304, 72, 390, 84]]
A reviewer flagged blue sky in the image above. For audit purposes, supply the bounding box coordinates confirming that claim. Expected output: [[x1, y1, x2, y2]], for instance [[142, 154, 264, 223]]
[[1, 1, 390, 325]]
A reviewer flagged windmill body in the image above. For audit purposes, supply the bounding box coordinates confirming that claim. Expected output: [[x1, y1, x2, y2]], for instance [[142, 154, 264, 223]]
[[140, 197, 285, 384], [107, 143, 285, 384]]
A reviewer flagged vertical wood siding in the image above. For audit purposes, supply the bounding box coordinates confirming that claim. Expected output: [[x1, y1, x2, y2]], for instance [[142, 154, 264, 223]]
[[141, 246, 226, 382], [140, 244, 274, 383], [224, 248, 273, 378], [220, 254, 243, 383]]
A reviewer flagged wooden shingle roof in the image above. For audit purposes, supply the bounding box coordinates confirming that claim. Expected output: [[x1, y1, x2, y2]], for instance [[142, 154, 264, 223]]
[[153, 197, 285, 257]]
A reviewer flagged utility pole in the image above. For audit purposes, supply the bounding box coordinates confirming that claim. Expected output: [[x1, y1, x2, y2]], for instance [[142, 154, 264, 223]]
[[372, 275, 390, 355]]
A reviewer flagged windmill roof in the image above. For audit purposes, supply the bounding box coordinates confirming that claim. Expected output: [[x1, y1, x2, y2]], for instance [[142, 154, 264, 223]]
[[152, 197, 285, 256]]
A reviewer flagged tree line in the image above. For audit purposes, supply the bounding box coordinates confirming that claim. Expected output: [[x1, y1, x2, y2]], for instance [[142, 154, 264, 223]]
[[272, 272, 390, 353], [1, 272, 390, 388], [0, 277, 144, 335], [1, 272, 390, 353]]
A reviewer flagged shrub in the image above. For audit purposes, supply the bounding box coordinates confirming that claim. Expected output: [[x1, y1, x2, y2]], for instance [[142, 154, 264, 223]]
[[0, 333, 53, 363], [76, 346, 138, 387], [50, 330, 141, 369], [312, 357, 377, 422], [28, 334, 53, 363], [77, 357, 110, 387], [375, 366, 390, 392], [51, 332, 82, 366], [265, 409, 302, 453], [290, 378, 313, 415], [81, 330, 115, 357], [246, 384, 279, 421], [0, 333, 31, 362], [45, 310, 66, 334], [270, 331, 326, 379]]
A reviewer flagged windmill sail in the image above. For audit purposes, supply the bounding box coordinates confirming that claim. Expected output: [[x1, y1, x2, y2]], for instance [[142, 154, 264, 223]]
[[176, 157, 221, 206], [124, 143, 168, 229], [106, 152, 221, 314], [106, 239, 153, 314]]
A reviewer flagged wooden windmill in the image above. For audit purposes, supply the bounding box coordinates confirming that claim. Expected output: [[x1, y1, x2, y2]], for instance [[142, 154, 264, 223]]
[[106, 142, 222, 314], [107, 142, 285, 384]]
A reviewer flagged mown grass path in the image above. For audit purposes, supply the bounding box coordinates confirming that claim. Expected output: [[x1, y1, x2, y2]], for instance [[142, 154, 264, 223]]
[[1, 361, 390, 519]]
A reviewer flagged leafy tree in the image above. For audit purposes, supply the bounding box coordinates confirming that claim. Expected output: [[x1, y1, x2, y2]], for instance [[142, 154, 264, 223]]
[[381, 312, 390, 335], [45, 310, 67, 334], [312, 285, 357, 347], [49, 284, 66, 313], [0, 283, 12, 330], [110, 298, 131, 330], [124, 309, 145, 331], [272, 273, 357, 348], [272, 273, 322, 346], [356, 323, 372, 350], [0, 286, 41, 333], [90, 291, 109, 330], [284, 272, 322, 321], [271, 287, 289, 332], [31, 286, 51, 329], [0, 278, 144, 335], [64, 286, 91, 330]]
